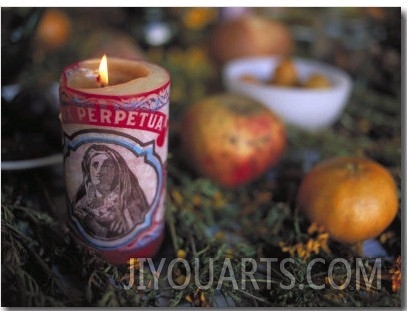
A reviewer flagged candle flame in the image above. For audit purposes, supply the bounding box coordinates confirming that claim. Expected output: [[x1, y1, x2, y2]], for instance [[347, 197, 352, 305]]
[[98, 54, 108, 86]]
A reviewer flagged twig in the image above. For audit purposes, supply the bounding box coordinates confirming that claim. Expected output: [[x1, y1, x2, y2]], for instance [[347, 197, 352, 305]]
[[188, 233, 197, 258], [236, 288, 270, 305], [166, 200, 179, 253], [4, 222, 68, 297]]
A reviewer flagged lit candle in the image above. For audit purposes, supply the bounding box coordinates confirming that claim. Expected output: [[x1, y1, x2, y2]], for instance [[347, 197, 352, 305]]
[[97, 53, 108, 86], [59, 56, 170, 264]]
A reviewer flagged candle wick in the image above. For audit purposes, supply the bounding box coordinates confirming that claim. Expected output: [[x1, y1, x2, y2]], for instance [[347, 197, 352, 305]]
[[96, 74, 106, 88]]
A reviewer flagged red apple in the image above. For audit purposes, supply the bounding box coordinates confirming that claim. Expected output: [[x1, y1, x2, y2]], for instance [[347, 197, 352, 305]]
[[180, 93, 286, 188], [209, 15, 294, 65]]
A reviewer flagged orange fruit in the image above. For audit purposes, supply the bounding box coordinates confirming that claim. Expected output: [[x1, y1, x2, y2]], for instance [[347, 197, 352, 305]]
[[35, 8, 71, 51], [297, 156, 398, 244]]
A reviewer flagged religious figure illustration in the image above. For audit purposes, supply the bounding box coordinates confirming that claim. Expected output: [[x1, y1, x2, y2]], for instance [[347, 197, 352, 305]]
[[71, 144, 149, 240]]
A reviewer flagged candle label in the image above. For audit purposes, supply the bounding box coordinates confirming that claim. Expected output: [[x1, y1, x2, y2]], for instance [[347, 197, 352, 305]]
[[60, 82, 169, 251]]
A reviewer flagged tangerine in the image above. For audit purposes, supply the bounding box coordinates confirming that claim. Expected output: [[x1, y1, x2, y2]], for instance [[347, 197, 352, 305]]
[[297, 156, 398, 244], [35, 9, 71, 51]]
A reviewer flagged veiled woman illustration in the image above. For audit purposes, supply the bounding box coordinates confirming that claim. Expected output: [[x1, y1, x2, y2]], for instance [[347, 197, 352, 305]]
[[72, 144, 149, 240]]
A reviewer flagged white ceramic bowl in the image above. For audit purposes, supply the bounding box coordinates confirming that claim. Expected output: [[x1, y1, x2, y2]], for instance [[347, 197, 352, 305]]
[[223, 56, 352, 131]]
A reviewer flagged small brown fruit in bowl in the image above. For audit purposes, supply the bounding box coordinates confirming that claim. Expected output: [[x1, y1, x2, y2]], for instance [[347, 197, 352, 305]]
[[269, 57, 298, 87], [238, 74, 262, 84], [303, 73, 332, 89]]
